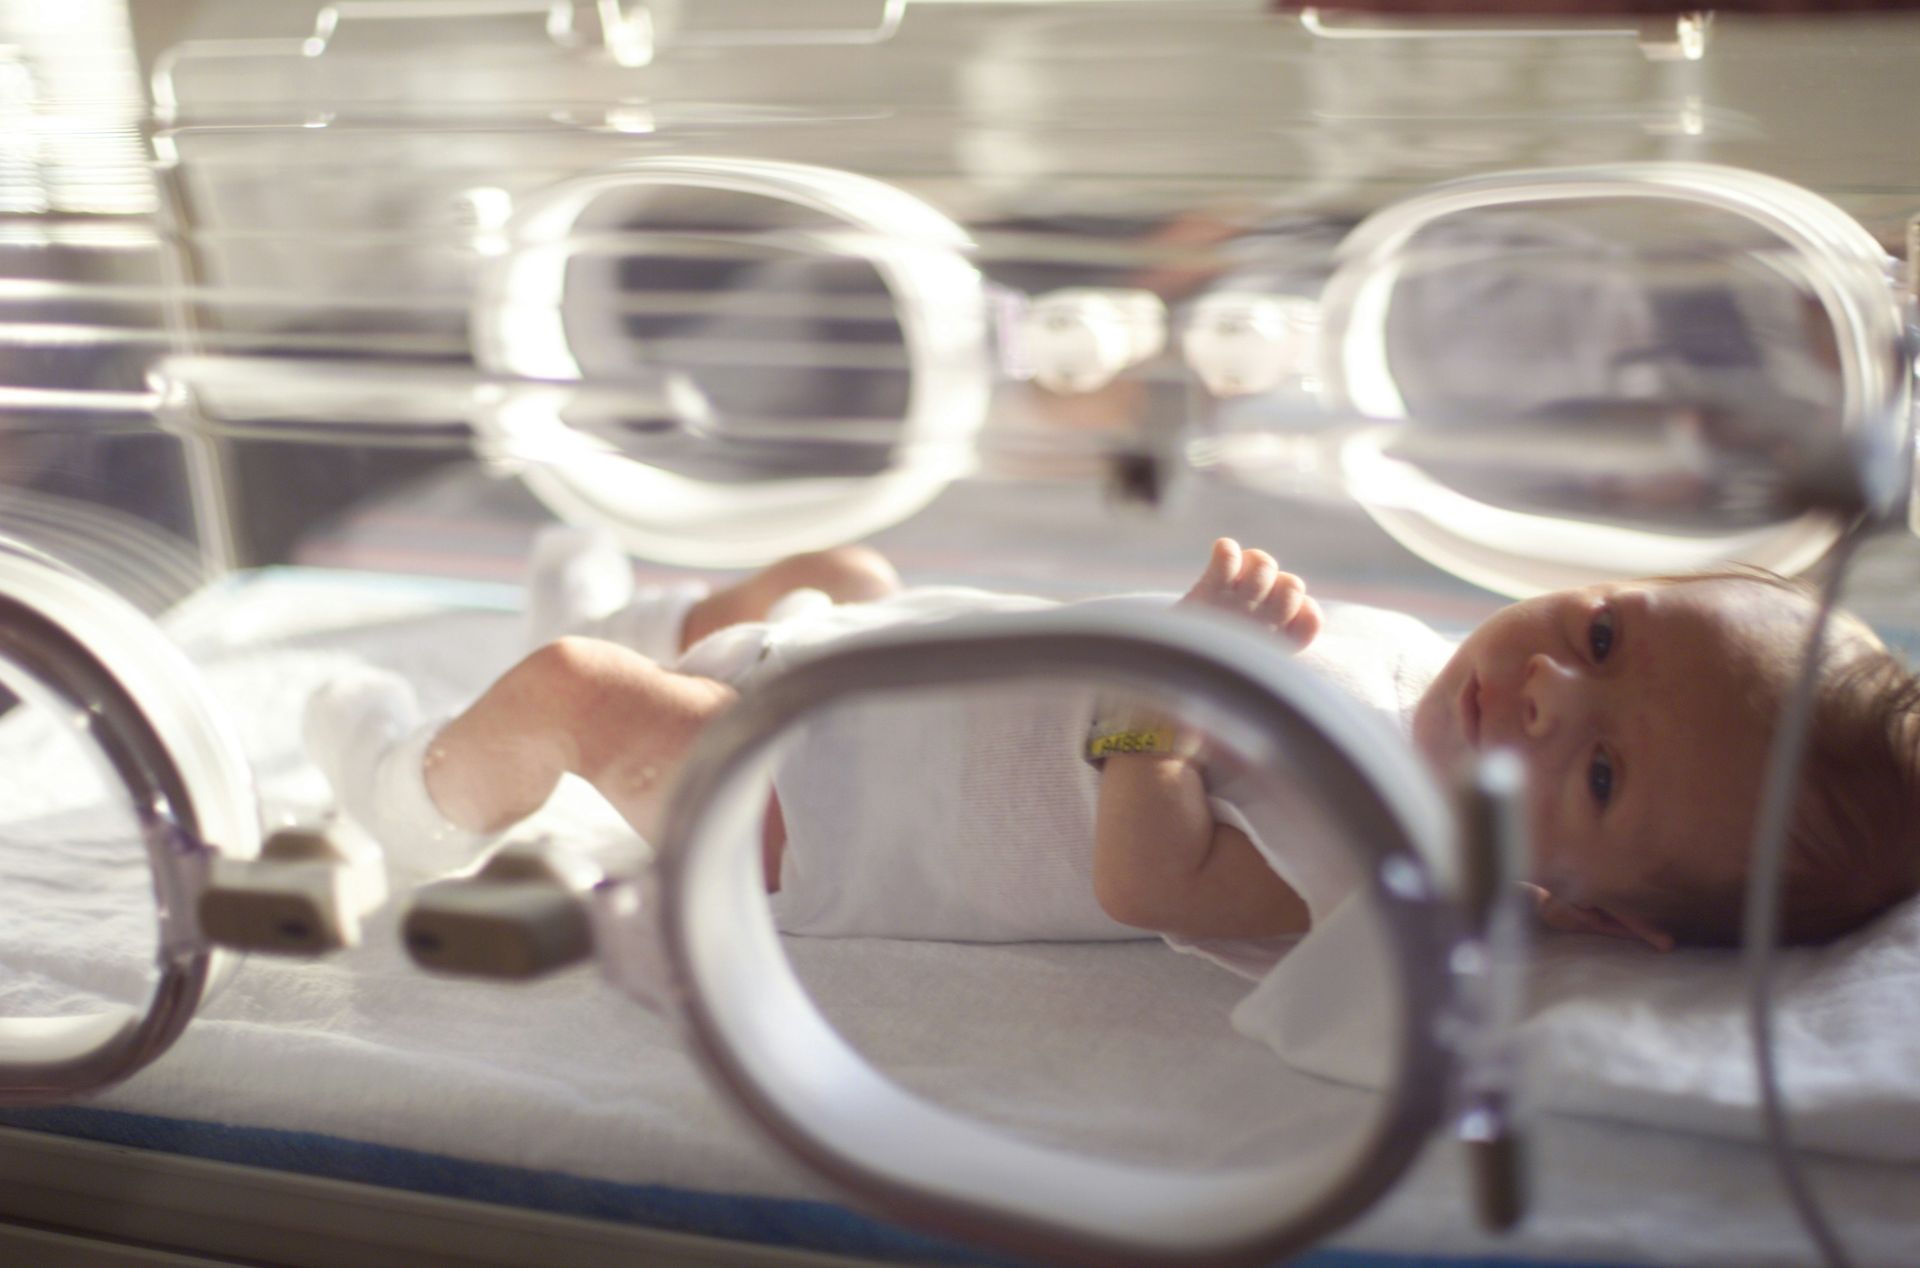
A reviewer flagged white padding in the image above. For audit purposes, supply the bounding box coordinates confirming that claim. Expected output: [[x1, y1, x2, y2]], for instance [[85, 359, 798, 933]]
[[0, 1010, 138, 1067]]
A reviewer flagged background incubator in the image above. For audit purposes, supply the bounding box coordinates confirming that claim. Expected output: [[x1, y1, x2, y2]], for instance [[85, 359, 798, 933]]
[[2, 2, 1920, 1267]]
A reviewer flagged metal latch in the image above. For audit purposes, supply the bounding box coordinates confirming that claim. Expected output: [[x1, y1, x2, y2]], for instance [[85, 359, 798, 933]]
[[1451, 750, 1531, 1233], [402, 839, 618, 979], [198, 822, 388, 955]]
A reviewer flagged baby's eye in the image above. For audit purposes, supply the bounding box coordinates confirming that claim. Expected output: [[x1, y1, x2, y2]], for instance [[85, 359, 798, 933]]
[[1588, 747, 1615, 809], [1587, 606, 1616, 663]]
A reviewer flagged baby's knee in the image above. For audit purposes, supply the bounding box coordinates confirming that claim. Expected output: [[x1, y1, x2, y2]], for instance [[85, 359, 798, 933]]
[[507, 637, 658, 724], [516, 636, 732, 760], [777, 546, 900, 604], [520, 635, 643, 688]]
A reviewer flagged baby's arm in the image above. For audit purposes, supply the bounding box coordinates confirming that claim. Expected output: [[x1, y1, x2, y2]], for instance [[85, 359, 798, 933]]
[[1093, 754, 1311, 939], [1089, 539, 1321, 940]]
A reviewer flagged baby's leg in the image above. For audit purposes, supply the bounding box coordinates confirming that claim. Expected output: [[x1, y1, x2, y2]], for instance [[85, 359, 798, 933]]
[[307, 638, 736, 874], [426, 637, 737, 838]]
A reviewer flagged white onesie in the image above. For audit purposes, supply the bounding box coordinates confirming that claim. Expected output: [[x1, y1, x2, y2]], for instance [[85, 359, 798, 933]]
[[672, 587, 1455, 967]]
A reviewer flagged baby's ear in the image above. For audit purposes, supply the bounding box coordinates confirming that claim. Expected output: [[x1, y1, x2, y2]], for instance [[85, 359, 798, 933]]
[[1523, 884, 1675, 952]]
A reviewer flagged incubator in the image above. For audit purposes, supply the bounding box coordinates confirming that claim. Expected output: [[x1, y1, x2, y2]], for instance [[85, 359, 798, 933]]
[[1, 2, 1918, 1266]]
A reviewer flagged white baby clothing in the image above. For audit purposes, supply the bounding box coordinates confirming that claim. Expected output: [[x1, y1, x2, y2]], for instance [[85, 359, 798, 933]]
[[667, 588, 1455, 963]]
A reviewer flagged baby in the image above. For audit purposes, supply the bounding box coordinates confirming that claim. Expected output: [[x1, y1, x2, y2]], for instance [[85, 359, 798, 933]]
[[306, 533, 1920, 955]]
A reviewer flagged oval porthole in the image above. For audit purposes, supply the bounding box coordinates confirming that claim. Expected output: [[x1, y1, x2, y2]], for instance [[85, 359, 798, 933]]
[[471, 158, 994, 567]]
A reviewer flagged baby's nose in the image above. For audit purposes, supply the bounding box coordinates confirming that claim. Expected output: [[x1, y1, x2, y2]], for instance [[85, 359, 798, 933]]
[[1520, 653, 1583, 741]]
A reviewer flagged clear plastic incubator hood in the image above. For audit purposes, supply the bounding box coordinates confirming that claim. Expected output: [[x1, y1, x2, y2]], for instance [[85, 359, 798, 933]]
[[0, 3, 1917, 1267]]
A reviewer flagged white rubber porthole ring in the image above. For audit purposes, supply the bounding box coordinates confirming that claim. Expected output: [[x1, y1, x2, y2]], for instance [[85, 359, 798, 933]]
[[470, 158, 993, 568], [0, 541, 258, 1101], [1317, 163, 1909, 597]]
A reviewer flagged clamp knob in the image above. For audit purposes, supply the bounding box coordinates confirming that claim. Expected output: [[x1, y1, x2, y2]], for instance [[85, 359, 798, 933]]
[[1182, 293, 1319, 398], [1017, 288, 1167, 394]]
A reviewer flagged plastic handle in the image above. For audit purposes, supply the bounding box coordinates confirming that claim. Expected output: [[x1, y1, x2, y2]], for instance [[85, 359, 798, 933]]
[[1298, 5, 1711, 59], [665, 0, 907, 48]]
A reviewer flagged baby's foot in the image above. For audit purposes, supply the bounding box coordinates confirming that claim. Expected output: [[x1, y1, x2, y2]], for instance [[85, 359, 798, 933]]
[[522, 523, 708, 661], [302, 669, 492, 877]]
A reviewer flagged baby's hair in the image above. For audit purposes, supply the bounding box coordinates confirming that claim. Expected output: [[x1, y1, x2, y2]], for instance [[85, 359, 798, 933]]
[[1637, 569, 1920, 947]]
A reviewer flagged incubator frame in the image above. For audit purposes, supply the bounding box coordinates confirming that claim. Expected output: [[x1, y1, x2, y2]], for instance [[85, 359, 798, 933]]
[[6, 5, 1917, 1257]]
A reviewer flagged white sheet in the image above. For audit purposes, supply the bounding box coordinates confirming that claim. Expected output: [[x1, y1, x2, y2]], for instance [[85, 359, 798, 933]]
[[1237, 805, 1920, 1165], [3, 569, 1918, 1267]]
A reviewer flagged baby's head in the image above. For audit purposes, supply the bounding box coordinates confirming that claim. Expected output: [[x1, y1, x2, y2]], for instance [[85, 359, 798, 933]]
[[1411, 571, 1920, 950]]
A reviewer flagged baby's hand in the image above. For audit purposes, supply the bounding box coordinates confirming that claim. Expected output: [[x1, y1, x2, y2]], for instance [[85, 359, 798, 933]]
[[1179, 538, 1322, 650]]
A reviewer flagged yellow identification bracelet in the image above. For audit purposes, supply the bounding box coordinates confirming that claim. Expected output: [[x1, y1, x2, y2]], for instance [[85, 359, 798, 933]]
[[1085, 726, 1183, 763]]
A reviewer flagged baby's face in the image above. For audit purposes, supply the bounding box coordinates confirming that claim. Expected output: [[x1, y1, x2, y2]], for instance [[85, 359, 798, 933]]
[[1411, 577, 1799, 923]]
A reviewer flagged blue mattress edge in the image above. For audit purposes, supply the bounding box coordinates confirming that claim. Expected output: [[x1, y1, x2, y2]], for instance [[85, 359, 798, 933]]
[[0, 1106, 1623, 1268]]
